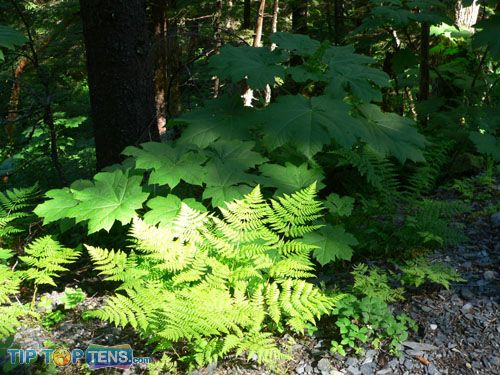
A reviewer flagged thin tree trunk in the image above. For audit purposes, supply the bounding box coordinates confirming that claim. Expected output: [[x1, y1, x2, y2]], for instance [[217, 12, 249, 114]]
[[456, 0, 480, 30], [271, 0, 279, 34], [166, 0, 181, 116], [80, 0, 160, 170], [292, 0, 308, 34], [334, 0, 344, 44], [225, 0, 234, 29], [419, 22, 430, 102], [152, 0, 167, 134], [253, 0, 266, 47], [243, 0, 251, 29], [213, 0, 222, 97]]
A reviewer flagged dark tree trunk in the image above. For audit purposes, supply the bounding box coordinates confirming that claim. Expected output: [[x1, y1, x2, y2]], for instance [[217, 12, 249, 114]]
[[151, 0, 168, 134], [419, 22, 430, 102], [334, 0, 344, 44], [243, 0, 252, 29], [166, 0, 182, 116], [80, 0, 160, 170], [292, 0, 308, 34]]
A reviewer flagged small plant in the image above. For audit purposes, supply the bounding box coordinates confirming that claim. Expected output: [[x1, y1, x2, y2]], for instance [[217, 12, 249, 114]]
[[84, 185, 344, 369], [60, 287, 86, 309], [400, 258, 465, 289], [351, 264, 405, 303]]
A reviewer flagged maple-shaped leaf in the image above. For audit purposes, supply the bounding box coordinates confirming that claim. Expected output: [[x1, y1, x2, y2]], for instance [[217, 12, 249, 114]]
[[68, 169, 149, 233], [473, 15, 500, 58], [270, 32, 320, 55], [207, 140, 268, 169], [324, 193, 355, 217], [324, 46, 389, 102], [174, 95, 256, 148], [202, 160, 256, 207], [208, 44, 286, 88], [0, 25, 27, 60], [123, 142, 207, 189], [259, 162, 325, 195], [34, 188, 78, 224], [356, 104, 426, 163], [144, 195, 206, 227], [257, 95, 358, 158], [469, 132, 500, 162], [303, 225, 358, 265]]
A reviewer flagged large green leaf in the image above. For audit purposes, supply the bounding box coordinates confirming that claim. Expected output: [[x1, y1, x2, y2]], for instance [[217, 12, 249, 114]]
[[175, 95, 256, 148], [68, 169, 149, 233], [259, 162, 325, 195], [208, 140, 268, 170], [123, 142, 207, 189], [473, 15, 500, 58], [208, 45, 286, 88], [304, 225, 358, 265], [0, 25, 27, 60], [270, 32, 320, 56], [144, 195, 206, 228], [469, 132, 500, 161], [324, 193, 355, 217], [356, 104, 426, 163], [34, 189, 78, 225], [258, 95, 358, 158]]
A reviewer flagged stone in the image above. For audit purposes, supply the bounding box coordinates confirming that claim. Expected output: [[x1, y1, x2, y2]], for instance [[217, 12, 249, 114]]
[[205, 362, 217, 374], [484, 270, 497, 280], [460, 288, 474, 300], [296, 364, 306, 374], [360, 363, 375, 375], [376, 369, 394, 375], [345, 358, 358, 367], [427, 364, 439, 375], [317, 358, 331, 374], [331, 370, 344, 375], [404, 359, 414, 370], [430, 324, 438, 331], [402, 341, 439, 351], [461, 303, 473, 314], [406, 349, 425, 356], [346, 366, 361, 375], [490, 212, 500, 227], [362, 350, 378, 364]]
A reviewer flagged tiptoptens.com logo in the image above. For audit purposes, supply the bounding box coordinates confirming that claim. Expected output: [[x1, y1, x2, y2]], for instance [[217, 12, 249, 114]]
[[5, 344, 151, 369]]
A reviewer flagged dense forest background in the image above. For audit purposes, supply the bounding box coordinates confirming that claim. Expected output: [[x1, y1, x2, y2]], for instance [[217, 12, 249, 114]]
[[0, 0, 498, 374]]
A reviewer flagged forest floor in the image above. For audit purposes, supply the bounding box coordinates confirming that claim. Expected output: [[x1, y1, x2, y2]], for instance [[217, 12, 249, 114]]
[[11, 183, 500, 375]]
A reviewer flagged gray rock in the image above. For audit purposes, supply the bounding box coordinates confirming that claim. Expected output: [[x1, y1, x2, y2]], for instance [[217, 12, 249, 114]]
[[490, 212, 500, 227], [376, 369, 394, 375], [205, 362, 217, 374], [296, 364, 306, 374], [331, 370, 344, 375], [317, 358, 331, 374], [346, 365, 361, 375], [306, 364, 314, 373], [404, 359, 414, 370], [362, 350, 378, 364], [345, 357, 358, 367], [360, 363, 376, 375], [461, 303, 473, 314], [402, 341, 439, 351], [460, 288, 474, 300], [406, 349, 425, 356], [427, 364, 439, 375], [429, 324, 438, 331], [484, 270, 497, 280]]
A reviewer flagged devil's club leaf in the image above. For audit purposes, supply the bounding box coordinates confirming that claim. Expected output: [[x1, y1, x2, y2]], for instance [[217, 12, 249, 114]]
[[473, 15, 500, 58], [208, 140, 268, 170], [34, 189, 78, 224], [356, 104, 426, 163], [270, 32, 320, 55], [258, 95, 358, 158], [469, 132, 500, 161], [259, 162, 325, 195], [144, 195, 206, 227], [324, 193, 355, 217], [0, 25, 27, 60], [304, 225, 358, 265], [68, 169, 149, 233], [175, 95, 256, 148], [124, 142, 207, 189], [209, 44, 285, 88]]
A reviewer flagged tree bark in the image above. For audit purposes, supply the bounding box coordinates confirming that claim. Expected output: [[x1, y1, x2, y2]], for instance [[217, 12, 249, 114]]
[[419, 22, 430, 102], [334, 0, 344, 44], [213, 0, 223, 97], [243, 0, 252, 29], [253, 0, 266, 47], [165, 0, 182, 116], [151, 0, 168, 134], [456, 0, 480, 30], [80, 0, 160, 170], [292, 0, 308, 34]]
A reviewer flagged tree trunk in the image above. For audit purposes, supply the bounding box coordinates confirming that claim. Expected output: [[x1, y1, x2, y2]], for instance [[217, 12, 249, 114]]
[[334, 0, 344, 44], [292, 0, 308, 34], [80, 0, 160, 170], [152, 0, 168, 134], [213, 0, 223, 97], [166, 0, 182, 116], [419, 22, 430, 102], [253, 0, 266, 47], [456, 0, 480, 30], [225, 0, 234, 29], [243, 0, 252, 29]]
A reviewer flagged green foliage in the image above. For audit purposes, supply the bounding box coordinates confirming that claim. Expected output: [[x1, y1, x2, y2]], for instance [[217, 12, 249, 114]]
[[400, 258, 465, 289], [304, 225, 358, 265], [473, 14, 500, 58], [85, 185, 344, 368], [0, 25, 27, 60], [60, 287, 86, 309], [351, 264, 405, 303], [0, 184, 39, 246], [331, 295, 415, 356], [19, 236, 79, 287]]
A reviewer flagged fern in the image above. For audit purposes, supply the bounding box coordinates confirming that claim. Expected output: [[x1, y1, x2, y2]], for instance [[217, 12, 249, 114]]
[[86, 185, 343, 369], [400, 258, 465, 289], [0, 184, 39, 246], [351, 264, 404, 302], [19, 236, 80, 287]]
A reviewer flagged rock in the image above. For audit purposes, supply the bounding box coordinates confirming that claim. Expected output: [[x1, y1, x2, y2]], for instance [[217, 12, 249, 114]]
[[362, 350, 378, 364], [317, 358, 331, 374], [402, 341, 439, 351], [484, 270, 497, 280], [404, 359, 414, 370], [360, 363, 376, 375], [427, 364, 439, 375], [406, 349, 425, 356], [461, 303, 473, 314], [429, 324, 438, 331], [346, 365, 361, 375], [376, 369, 394, 375], [296, 364, 306, 374], [490, 212, 500, 227], [331, 370, 344, 375], [305, 364, 314, 373], [205, 362, 217, 374], [460, 288, 474, 300], [345, 358, 358, 367]]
